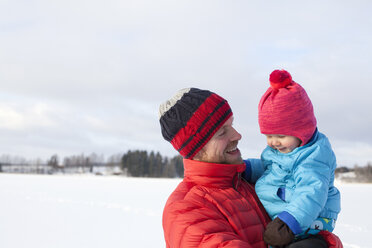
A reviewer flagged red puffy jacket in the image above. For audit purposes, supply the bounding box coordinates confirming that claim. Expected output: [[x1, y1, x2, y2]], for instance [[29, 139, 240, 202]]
[[162, 159, 343, 248], [163, 159, 271, 247], [319, 231, 343, 248]]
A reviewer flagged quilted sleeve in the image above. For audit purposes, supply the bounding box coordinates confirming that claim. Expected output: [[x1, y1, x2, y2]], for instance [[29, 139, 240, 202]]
[[280, 154, 331, 233], [318, 231, 343, 248], [163, 198, 254, 248], [243, 159, 265, 183]]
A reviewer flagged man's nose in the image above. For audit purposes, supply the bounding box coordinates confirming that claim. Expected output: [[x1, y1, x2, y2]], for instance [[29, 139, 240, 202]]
[[231, 127, 242, 141]]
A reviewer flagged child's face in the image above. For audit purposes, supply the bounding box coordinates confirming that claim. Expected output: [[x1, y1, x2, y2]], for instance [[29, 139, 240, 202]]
[[265, 134, 301, 153]]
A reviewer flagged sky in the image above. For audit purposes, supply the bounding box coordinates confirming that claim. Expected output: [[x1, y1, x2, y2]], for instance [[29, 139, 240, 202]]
[[1, 0, 372, 166]]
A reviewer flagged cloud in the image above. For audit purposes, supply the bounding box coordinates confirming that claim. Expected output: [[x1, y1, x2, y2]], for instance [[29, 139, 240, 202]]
[[0, 105, 24, 130], [0, 0, 371, 166], [0, 101, 56, 130]]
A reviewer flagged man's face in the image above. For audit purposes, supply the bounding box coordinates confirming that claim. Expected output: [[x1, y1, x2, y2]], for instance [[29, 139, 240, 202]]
[[193, 116, 243, 164]]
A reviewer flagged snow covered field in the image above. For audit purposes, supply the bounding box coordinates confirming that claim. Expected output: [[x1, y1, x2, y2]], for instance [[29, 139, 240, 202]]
[[0, 174, 370, 248]]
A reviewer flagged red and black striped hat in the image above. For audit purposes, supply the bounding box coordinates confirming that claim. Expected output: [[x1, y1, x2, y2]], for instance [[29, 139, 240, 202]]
[[159, 88, 232, 159]]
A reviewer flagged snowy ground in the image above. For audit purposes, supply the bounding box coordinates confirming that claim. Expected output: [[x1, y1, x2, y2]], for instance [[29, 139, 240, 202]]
[[0, 174, 370, 248]]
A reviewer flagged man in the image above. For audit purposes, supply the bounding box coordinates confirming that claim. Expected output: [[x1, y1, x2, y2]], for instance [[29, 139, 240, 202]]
[[159, 88, 342, 248]]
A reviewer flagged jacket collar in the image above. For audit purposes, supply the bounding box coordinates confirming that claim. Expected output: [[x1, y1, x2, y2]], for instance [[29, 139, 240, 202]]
[[183, 158, 246, 188]]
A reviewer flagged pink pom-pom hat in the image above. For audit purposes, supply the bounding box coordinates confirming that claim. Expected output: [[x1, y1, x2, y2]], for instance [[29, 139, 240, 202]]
[[258, 69, 317, 146]]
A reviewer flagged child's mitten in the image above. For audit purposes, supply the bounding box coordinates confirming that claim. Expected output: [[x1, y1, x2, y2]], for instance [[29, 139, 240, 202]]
[[264, 217, 295, 246]]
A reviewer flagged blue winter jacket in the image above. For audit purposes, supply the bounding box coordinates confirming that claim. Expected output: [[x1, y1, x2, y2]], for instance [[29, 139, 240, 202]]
[[244, 130, 341, 234]]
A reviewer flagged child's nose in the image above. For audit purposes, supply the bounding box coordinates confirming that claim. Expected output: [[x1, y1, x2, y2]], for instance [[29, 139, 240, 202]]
[[273, 139, 280, 146]]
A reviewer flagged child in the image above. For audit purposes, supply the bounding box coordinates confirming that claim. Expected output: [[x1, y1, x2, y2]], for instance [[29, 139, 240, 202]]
[[244, 69, 341, 246]]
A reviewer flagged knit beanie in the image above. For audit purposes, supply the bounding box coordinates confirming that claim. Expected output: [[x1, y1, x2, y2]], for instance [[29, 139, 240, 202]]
[[258, 70, 317, 146], [159, 88, 232, 159]]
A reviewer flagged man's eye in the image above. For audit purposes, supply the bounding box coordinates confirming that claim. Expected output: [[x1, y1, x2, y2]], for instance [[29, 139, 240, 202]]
[[218, 132, 225, 136]]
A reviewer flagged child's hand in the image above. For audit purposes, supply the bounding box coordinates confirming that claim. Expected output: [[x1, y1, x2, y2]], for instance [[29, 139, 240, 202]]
[[263, 217, 294, 246]]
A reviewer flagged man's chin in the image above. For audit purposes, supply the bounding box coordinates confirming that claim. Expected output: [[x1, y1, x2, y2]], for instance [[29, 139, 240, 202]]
[[231, 157, 244, 164], [225, 149, 243, 164]]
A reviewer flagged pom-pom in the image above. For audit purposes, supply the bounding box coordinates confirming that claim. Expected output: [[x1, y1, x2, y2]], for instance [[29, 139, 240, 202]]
[[269, 69, 292, 90]]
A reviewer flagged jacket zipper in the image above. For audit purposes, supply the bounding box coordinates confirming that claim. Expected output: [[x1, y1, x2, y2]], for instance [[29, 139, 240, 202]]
[[234, 172, 242, 190]]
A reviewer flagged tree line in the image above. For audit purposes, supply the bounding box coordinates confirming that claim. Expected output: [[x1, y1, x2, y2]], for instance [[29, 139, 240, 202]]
[[0, 150, 184, 178], [121, 150, 183, 178], [2, 151, 372, 182], [335, 163, 372, 183]]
